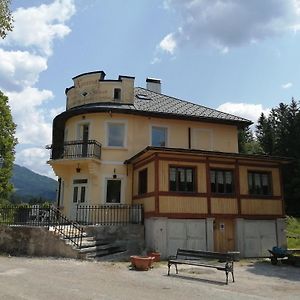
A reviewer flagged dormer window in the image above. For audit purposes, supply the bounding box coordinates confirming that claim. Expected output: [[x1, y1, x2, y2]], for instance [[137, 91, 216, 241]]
[[114, 88, 121, 101]]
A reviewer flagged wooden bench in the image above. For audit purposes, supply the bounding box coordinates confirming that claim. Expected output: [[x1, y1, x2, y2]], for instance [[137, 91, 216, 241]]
[[167, 249, 236, 284]]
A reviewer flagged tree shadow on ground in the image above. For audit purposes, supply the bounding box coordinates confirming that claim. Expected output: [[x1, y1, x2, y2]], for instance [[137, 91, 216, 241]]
[[245, 260, 300, 282]]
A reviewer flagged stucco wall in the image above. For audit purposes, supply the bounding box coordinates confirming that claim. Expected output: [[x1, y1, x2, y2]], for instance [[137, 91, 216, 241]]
[[0, 226, 79, 258]]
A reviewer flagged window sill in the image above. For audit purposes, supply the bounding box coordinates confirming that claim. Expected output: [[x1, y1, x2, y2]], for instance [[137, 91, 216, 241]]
[[103, 146, 128, 150]]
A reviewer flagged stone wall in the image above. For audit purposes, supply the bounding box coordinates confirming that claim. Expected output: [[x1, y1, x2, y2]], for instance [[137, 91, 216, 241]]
[[0, 226, 79, 258], [84, 224, 145, 255]]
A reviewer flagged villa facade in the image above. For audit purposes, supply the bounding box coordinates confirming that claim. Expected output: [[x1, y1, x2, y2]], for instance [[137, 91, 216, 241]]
[[48, 71, 288, 257]]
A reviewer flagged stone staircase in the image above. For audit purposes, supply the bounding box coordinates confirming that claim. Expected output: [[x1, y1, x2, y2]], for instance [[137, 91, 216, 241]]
[[50, 226, 127, 260], [78, 234, 127, 260]]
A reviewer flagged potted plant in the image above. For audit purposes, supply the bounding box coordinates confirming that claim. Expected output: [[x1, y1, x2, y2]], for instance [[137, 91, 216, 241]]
[[147, 249, 161, 262]]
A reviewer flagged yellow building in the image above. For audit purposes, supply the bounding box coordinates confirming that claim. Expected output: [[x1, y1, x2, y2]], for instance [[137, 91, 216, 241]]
[[48, 71, 289, 258]]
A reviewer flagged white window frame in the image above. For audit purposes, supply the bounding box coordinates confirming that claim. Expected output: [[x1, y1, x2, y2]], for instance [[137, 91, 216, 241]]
[[105, 120, 127, 148], [150, 125, 169, 147], [71, 176, 90, 204], [102, 174, 126, 204], [76, 120, 91, 140]]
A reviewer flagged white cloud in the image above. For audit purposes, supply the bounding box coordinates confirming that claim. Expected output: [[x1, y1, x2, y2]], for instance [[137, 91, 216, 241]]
[[1, 0, 76, 56], [7, 87, 53, 145], [217, 102, 270, 125], [281, 82, 293, 89], [16, 147, 56, 179], [0, 1, 75, 178], [0, 49, 47, 91], [159, 33, 177, 54], [160, 0, 300, 53]]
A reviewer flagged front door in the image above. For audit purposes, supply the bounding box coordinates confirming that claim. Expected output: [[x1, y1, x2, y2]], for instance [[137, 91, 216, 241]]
[[214, 219, 235, 252], [70, 179, 88, 220]]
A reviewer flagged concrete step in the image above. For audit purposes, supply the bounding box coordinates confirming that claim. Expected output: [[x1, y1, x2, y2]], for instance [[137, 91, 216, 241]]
[[85, 245, 126, 259]]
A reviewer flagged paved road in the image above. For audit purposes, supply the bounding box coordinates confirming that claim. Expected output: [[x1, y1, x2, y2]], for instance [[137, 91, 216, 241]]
[[0, 256, 299, 300]]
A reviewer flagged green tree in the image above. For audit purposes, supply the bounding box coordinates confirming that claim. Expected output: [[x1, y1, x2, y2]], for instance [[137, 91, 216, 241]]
[[0, 0, 13, 39], [238, 126, 262, 154], [256, 113, 274, 155], [255, 99, 300, 216], [0, 91, 17, 203]]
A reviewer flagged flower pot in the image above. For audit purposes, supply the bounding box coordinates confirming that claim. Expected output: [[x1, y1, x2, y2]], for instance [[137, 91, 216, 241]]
[[130, 256, 155, 271], [147, 252, 160, 262]]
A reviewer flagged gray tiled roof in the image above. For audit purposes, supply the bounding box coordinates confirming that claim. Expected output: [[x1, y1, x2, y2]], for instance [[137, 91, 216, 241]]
[[133, 87, 251, 125], [65, 87, 251, 126]]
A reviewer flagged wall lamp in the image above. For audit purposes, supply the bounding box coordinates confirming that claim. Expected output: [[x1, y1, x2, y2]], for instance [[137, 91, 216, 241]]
[[76, 164, 81, 173], [113, 168, 117, 179]]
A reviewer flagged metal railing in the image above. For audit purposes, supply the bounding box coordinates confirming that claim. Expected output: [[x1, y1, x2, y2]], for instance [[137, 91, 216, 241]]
[[50, 140, 102, 160], [50, 206, 83, 248], [0, 205, 52, 226], [76, 204, 144, 225], [0, 205, 84, 248]]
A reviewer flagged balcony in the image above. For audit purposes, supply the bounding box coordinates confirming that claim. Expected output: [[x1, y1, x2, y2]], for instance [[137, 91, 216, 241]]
[[50, 140, 102, 160]]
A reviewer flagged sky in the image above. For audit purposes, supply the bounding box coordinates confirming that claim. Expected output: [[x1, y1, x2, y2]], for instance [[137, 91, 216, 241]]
[[1, 0, 300, 179]]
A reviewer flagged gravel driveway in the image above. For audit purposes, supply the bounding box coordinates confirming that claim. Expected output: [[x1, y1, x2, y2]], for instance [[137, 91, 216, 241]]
[[0, 256, 299, 300]]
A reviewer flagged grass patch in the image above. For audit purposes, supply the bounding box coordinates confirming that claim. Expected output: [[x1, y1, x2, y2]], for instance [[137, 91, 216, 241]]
[[286, 216, 300, 249]]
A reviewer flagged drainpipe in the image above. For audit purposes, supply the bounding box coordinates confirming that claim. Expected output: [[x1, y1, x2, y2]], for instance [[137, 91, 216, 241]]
[[57, 178, 62, 208]]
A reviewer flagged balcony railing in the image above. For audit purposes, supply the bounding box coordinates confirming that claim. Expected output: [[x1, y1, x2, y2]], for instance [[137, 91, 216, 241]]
[[50, 140, 102, 160]]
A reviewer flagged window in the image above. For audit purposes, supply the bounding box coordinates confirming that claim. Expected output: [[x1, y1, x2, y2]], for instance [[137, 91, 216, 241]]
[[248, 171, 272, 195], [169, 167, 195, 192], [138, 169, 148, 195], [106, 179, 121, 203], [107, 122, 125, 147], [114, 88, 121, 100], [152, 126, 167, 147], [210, 170, 234, 194]]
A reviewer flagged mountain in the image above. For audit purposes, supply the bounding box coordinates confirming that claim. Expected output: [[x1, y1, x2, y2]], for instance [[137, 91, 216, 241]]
[[10, 164, 57, 202]]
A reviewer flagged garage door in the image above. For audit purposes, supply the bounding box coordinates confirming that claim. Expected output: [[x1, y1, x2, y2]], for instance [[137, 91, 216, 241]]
[[244, 220, 277, 257], [167, 219, 207, 257]]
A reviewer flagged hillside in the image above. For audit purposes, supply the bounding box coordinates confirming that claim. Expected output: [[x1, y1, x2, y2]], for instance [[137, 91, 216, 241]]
[[10, 164, 57, 202]]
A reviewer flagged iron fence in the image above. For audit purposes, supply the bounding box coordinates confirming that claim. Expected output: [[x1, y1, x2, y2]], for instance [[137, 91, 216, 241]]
[[0, 205, 52, 226], [50, 140, 102, 160], [76, 204, 144, 225], [0, 205, 83, 248]]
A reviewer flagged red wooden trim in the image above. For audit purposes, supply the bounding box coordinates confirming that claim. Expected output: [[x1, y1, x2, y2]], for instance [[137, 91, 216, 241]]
[[132, 192, 155, 200], [206, 157, 211, 215], [238, 162, 279, 168], [279, 165, 285, 215], [157, 156, 206, 163], [144, 212, 284, 219], [235, 160, 241, 215], [132, 165, 135, 198], [133, 154, 156, 170], [144, 212, 209, 219], [208, 160, 235, 166], [210, 194, 237, 198], [240, 195, 281, 200], [240, 214, 285, 220], [154, 154, 159, 213], [159, 191, 207, 197]]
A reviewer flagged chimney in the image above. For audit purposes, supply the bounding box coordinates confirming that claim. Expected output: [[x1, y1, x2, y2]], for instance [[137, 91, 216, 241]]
[[146, 77, 161, 94]]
